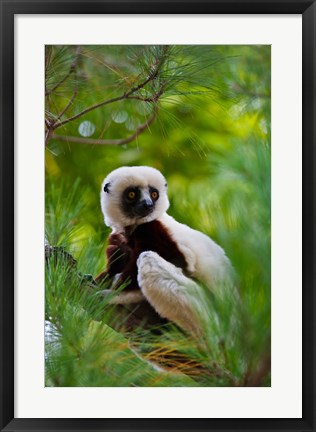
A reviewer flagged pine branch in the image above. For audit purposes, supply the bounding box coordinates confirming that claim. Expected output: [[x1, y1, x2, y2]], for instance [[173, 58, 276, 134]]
[[53, 51, 167, 130], [56, 71, 79, 121], [51, 108, 157, 146], [45, 46, 81, 96], [45, 46, 170, 144]]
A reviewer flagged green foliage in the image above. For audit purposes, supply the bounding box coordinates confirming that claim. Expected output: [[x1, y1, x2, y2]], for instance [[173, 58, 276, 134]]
[[45, 263, 197, 387], [45, 44, 271, 387]]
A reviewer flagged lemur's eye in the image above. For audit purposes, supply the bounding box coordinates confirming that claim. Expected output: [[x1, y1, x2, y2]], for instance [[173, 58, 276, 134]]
[[151, 190, 159, 200], [128, 191, 136, 199]]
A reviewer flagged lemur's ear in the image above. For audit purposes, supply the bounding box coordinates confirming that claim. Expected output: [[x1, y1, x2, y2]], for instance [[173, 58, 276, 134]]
[[104, 183, 110, 193]]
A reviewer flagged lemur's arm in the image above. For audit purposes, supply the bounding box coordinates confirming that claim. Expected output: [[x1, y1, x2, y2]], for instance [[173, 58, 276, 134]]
[[106, 233, 131, 275], [137, 251, 205, 336], [95, 233, 131, 286]]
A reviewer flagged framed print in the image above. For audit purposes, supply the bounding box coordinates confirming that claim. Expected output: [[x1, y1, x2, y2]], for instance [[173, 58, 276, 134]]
[[0, 1, 315, 431]]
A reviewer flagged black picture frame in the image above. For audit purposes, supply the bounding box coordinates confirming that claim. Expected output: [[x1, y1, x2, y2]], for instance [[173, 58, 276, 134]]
[[0, 1, 315, 431]]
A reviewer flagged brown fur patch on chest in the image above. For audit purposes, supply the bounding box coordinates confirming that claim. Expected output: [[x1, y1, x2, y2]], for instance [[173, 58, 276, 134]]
[[129, 219, 187, 271]]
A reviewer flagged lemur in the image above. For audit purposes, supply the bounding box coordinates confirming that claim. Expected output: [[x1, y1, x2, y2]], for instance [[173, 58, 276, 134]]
[[96, 166, 232, 334]]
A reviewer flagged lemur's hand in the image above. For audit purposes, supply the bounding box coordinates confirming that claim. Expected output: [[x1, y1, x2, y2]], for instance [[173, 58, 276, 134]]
[[106, 233, 131, 276]]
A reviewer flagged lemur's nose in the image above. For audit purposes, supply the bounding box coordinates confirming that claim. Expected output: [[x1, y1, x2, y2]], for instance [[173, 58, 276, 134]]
[[141, 199, 154, 209]]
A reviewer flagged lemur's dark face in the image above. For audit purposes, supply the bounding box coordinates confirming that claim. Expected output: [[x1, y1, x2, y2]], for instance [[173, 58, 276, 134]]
[[122, 186, 159, 218]]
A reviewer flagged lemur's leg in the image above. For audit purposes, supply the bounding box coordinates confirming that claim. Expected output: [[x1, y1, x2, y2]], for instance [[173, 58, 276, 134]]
[[137, 251, 206, 335], [99, 288, 145, 304]]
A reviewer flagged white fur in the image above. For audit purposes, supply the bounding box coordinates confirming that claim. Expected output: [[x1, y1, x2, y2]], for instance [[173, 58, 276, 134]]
[[137, 251, 206, 335], [100, 166, 233, 334], [158, 213, 232, 291]]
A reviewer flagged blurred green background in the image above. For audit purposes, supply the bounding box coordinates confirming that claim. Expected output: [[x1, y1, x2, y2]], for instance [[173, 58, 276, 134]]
[[45, 45, 271, 387]]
